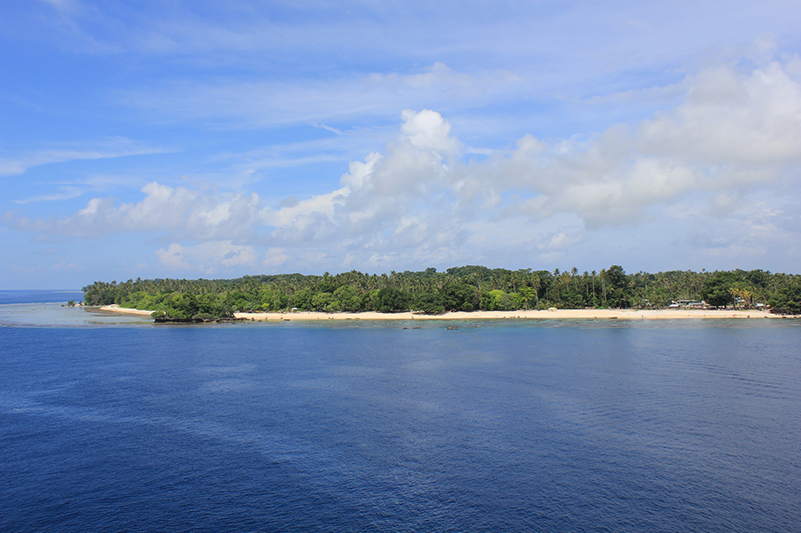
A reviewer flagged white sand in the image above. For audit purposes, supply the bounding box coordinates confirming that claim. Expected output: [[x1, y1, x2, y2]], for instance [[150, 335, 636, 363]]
[[94, 304, 779, 321], [97, 304, 155, 316]]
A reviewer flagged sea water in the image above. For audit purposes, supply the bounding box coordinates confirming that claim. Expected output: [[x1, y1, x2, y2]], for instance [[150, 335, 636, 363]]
[[1, 293, 799, 532]]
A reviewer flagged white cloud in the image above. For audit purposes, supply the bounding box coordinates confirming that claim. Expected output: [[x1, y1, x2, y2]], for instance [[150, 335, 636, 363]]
[[4, 180, 264, 241], [259, 62, 800, 266], [399, 108, 461, 159], [6, 59, 801, 272], [476, 59, 801, 227], [53, 182, 200, 237], [637, 61, 801, 165]]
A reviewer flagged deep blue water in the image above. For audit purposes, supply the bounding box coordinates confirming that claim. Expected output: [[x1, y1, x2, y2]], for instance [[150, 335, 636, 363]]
[[1, 297, 799, 531]]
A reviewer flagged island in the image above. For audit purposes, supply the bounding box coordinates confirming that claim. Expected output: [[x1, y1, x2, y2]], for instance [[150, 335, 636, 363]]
[[83, 265, 801, 323]]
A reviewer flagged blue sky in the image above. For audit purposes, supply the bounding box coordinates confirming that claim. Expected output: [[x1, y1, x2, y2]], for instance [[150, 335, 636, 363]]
[[2, 0, 801, 289]]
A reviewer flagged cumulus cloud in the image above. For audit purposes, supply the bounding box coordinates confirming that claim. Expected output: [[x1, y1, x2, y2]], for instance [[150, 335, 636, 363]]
[[637, 61, 801, 165], [485, 60, 801, 226], [399, 108, 461, 159], [6, 58, 801, 272], [6, 181, 263, 241], [273, 60, 800, 265], [261, 109, 465, 253]]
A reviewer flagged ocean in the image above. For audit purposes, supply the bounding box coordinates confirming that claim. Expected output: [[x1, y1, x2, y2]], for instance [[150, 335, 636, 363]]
[[1, 291, 799, 532], [0, 289, 85, 306]]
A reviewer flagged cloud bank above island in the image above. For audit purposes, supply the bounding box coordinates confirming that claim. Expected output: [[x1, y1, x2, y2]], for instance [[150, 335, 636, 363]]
[[8, 58, 801, 274], [2, 1, 801, 287]]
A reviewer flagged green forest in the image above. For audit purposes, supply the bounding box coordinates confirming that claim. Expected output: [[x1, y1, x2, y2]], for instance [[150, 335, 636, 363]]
[[82, 266, 801, 320]]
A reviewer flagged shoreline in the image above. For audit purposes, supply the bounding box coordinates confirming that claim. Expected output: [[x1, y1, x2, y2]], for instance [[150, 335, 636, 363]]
[[94, 305, 782, 321], [233, 309, 779, 321], [96, 304, 155, 316]]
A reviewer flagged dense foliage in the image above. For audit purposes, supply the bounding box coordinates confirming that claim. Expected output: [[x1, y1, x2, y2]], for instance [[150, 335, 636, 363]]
[[82, 266, 801, 319]]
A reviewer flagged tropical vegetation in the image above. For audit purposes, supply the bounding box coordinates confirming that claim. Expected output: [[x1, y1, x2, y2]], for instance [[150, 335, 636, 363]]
[[81, 266, 801, 320]]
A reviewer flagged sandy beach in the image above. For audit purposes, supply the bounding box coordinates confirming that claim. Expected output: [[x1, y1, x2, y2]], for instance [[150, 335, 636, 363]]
[[97, 304, 156, 316], [95, 304, 780, 321]]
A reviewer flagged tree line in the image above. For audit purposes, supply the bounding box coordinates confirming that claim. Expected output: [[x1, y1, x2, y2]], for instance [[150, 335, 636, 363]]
[[82, 265, 801, 320]]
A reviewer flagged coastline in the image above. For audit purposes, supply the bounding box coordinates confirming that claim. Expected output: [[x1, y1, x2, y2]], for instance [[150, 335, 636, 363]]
[[97, 304, 155, 316], [95, 304, 783, 321], [233, 309, 779, 321]]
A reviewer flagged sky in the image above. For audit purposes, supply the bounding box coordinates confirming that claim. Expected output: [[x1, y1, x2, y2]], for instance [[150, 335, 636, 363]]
[[2, 1, 801, 289]]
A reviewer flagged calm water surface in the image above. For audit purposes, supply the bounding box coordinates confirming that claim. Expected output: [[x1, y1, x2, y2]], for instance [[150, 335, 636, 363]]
[[1, 296, 799, 532]]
